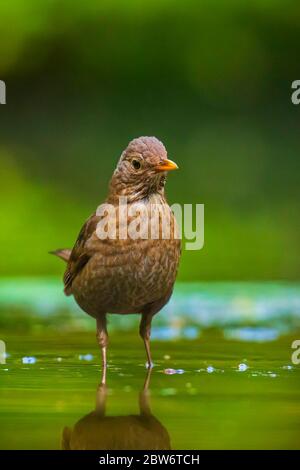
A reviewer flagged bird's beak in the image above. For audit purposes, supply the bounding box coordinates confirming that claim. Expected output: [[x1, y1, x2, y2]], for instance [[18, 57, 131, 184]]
[[155, 159, 179, 172]]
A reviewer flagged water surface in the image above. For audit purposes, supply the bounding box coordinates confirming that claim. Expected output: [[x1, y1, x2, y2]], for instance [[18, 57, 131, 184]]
[[1, 331, 299, 449]]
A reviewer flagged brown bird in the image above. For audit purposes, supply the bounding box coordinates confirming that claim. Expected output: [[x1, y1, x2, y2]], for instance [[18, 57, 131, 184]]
[[52, 136, 181, 381]]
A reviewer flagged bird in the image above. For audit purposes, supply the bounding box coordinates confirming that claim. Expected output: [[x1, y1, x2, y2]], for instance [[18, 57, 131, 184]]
[[61, 369, 171, 450], [51, 136, 181, 381]]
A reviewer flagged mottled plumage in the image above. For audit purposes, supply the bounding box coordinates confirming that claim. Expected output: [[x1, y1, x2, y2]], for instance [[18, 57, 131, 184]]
[[52, 136, 181, 378]]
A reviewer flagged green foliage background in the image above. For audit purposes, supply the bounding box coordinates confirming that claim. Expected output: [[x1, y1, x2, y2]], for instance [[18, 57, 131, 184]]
[[0, 0, 299, 280]]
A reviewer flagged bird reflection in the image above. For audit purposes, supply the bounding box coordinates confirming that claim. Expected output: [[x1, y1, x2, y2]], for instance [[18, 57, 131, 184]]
[[61, 369, 171, 450]]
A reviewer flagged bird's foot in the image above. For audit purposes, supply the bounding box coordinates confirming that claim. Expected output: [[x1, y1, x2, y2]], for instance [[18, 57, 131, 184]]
[[145, 361, 154, 369]]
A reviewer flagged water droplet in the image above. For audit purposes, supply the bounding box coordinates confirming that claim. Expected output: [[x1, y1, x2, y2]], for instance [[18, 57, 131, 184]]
[[84, 354, 93, 361], [22, 357, 37, 365], [164, 368, 177, 375], [79, 354, 93, 361]]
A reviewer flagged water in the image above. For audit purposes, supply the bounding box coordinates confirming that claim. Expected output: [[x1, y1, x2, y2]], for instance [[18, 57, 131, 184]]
[[0, 280, 300, 449], [1, 279, 300, 333], [1, 331, 300, 449]]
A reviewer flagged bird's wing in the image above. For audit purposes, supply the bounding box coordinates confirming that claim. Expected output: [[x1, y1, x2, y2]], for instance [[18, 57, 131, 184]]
[[63, 213, 99, 295]]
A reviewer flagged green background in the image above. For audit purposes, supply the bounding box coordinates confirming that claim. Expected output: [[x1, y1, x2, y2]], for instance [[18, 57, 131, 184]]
[[0, 0, 299, 281]]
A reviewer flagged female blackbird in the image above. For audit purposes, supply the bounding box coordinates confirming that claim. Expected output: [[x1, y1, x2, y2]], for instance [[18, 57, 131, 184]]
[[52, 136, 181, 379]]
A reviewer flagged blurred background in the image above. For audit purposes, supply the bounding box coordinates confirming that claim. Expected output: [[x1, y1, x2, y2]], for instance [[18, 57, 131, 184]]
[[1, 1, 300, 451], [0, 0, 300, 281]]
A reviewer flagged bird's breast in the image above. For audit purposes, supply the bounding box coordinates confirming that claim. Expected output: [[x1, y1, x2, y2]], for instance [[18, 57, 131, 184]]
[[72, 198, 181, 316]]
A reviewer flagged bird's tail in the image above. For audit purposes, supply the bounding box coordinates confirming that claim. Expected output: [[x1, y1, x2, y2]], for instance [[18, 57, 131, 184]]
[[49, 248, 71, 262]]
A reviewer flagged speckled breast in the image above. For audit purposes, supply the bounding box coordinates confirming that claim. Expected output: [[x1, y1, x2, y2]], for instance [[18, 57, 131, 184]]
[[72, 199, 181, 316]]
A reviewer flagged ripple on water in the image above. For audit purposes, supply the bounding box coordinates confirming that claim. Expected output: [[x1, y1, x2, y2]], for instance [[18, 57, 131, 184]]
[[163, 368, 185, 375]]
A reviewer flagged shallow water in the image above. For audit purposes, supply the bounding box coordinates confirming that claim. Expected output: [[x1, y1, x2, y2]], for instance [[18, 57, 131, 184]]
[[1, 331, 300, 449]]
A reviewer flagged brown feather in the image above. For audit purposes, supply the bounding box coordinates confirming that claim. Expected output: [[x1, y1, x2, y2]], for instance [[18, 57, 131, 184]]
[[63, 214, 99, 295], [49, 249, 71, 262]]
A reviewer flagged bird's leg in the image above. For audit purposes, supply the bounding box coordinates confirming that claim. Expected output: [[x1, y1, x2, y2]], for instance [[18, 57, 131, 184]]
[[139, 313, 154, 369], [143, 366, 152, 392], [96, 315, 108, 385], [95, 382, 107, 417], [139, 367, 152, 416]]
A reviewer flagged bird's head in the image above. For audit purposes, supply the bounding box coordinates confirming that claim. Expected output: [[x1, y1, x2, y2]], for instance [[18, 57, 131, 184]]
[[108, 136, 178, 202]]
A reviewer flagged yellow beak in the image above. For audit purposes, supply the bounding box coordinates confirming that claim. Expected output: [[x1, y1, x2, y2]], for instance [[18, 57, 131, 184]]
[[155, 159, 179, 172]]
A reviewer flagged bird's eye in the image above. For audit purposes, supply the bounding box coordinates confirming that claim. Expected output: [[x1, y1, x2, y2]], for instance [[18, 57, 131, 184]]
[[132, 159, 141, 170]]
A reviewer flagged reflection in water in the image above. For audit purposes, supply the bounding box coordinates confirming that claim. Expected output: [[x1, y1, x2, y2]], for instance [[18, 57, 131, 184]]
[[62, 369, 171, 450]]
